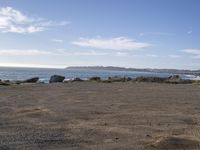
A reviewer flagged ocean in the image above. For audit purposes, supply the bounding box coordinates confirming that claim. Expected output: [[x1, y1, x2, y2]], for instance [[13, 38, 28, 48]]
[[0, 67, 199, 83]]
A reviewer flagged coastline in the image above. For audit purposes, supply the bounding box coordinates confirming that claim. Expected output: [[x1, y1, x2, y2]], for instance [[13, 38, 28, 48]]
[[1, 67, 200, 83], [0, 74, 199, 86]]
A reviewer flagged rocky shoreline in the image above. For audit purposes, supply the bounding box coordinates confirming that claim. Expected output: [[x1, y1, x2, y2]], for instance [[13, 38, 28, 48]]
[[0, 74, 199, 86]]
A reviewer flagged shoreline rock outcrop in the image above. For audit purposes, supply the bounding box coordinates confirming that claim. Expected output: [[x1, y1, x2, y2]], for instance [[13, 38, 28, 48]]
[[24, 77, 39, 83], [49, 75, 65, 83], [89, 77, 101, 81], [72, 77, 83, 82]]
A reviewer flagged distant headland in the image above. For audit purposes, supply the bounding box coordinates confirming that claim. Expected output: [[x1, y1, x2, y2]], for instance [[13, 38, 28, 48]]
[[66, 66, 200, 76]]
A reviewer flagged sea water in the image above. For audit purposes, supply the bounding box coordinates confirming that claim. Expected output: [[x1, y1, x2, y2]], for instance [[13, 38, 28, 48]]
[[0, 67, 198, 83]]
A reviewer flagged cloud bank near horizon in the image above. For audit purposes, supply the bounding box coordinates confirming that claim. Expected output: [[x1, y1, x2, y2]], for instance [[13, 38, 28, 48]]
[[182, 49, 200, 58], [72, 37, 151, 51]]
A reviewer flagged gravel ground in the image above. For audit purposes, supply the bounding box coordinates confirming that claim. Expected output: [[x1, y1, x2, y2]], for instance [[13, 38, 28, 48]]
[[0, 82, 200, 150]]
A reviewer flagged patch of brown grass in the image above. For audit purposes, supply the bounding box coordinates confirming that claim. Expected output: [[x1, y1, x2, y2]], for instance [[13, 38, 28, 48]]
[[16, 107, 50, 116], [150, 135, 200, 150]]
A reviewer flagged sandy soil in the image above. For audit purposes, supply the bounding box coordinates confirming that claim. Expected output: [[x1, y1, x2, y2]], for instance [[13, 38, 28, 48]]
[[0, 82, 200, 150]]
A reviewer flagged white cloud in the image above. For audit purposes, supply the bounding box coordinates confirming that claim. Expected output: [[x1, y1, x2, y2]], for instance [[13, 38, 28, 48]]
[[0, 7, 69, 33], [115, 52, 128, 57], [52, 39, 63, 43], [182, 49, 200, 58], [168, 55, 182, 58], [0, 49, 52, 56], [72, 37, 151, 51], [146, 54, 157, 57], [0, 49, 108, 56], [182, 49, 200, 55], [0, 62, 66, 68], [72, 51, 108, 56], [55, 50, 108, 56], [139, 32, 174, 36]]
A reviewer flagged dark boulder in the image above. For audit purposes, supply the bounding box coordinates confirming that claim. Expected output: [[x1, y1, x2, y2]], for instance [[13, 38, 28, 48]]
[[90, 76, 101, 81], [134, 76, 166, 83], [167, 75, 182, 84], [167, 75, 193, 84], [72, 77, 83, 82], [168, 75, 181, 80], [0, 81, 10, 86], [25, 77, 39, 83], [49, 75, 65, 83], [125, 77, 132, 82], [107, 76, 132, 82]]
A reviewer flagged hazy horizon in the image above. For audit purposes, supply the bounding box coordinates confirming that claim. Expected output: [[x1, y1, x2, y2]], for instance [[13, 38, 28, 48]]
[[0, 0, 200, 70], [0, 65, 200, 71]]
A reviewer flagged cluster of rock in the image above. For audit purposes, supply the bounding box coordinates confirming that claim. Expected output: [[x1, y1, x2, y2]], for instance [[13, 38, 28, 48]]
[[0, 79, 10, 86], [0, 75, 65, 86], [134, 75, 193, 84], [0, 75, 197, 86], [0, 77, 40, 86]]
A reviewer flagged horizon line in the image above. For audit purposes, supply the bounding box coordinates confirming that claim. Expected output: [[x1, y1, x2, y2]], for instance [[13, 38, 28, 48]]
[[0, 65, 199, 71]]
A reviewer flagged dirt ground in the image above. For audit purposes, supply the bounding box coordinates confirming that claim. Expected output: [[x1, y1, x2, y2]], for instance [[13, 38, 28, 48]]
[[0, 82, 200, 150]]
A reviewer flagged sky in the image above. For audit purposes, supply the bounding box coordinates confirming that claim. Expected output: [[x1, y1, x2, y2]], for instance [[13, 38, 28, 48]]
[[0, 0, 200, 69]]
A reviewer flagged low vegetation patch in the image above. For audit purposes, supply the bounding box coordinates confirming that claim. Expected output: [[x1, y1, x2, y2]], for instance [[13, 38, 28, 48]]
[[134, 76, 167, 83], [16, 107, 51, 117], [192, 81, 200, 86], [150, 136, 200, 150], [134, 76, 194, 84]]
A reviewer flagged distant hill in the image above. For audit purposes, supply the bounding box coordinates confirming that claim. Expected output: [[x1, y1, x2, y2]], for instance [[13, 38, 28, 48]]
[[66, 66, 200, 75]]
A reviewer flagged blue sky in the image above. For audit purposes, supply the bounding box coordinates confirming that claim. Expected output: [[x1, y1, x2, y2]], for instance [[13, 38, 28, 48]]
[[0, 0, 200, 69]]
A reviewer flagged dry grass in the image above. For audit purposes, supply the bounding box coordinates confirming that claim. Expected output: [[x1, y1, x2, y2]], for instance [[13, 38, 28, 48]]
[[16, 107, 50, 115], [149, 135, 200, 150], [0, 82, 200, 149]]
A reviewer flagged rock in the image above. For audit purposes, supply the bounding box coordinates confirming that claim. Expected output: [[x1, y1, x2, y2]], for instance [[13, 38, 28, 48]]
[[72, 78, 83, 82], [166, 75, 182, 84], [103, 76, 132, 82], [101, 80, 112, 83], [49, 75, 65, 83], [126, 77, 132, 81], [168, 75, 181, 80], [13, 80, 23, 85], [89, 76, 101, 81], [108, 76, 125, 82], [24, 77, 39, 83], [109, 76, 133, 82], [0, 81, 10, 86], [146, 134, 152, 137], [134, 76, 166, 83]]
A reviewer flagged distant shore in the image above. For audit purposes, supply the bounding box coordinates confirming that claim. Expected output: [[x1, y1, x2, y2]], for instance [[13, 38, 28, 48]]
[[66, 66, 200, 76]]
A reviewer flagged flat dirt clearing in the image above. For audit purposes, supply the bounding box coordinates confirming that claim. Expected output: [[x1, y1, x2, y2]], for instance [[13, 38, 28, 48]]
[[0, 82, 200, 150]]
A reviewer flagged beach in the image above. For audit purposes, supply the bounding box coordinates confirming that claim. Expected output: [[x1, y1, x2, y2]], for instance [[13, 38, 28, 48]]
[[0, 82, 200, 149]]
